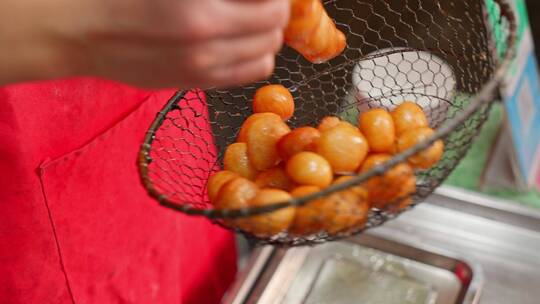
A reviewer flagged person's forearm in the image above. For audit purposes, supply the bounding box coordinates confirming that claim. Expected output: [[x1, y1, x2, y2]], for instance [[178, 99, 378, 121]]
[[0, 0, 289, 89]]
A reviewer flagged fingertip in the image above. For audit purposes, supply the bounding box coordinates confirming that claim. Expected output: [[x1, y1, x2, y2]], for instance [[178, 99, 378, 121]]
[[275, 0, 291, 29], [271, 29, 285, 54], [260, 53, 275, 79], [221, 0, 291, 36], [210, 53, 276, 89]]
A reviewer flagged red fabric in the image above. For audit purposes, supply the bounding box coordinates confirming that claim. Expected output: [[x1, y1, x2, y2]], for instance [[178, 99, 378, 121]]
[[0, 78, 237, 304]]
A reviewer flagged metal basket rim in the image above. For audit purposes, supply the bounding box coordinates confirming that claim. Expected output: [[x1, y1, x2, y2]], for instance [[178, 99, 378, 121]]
[[138, 0, 517, 219]]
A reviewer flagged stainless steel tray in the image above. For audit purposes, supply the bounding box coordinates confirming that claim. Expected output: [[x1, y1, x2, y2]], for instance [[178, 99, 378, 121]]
[[225, 236, 480, 304]]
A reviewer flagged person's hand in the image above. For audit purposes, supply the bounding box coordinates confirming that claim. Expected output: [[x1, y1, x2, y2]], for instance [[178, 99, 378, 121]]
[[0, 0, 289, 88]]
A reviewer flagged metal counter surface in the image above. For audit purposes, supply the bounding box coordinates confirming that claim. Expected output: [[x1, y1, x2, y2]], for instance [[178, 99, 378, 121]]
[[225, 186, 540, 304]]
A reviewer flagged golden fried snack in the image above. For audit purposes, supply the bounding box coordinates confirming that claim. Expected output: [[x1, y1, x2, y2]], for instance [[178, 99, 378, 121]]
[[318, 116, 341, 132], [289, 184, 368, 236], [253, 85, 295, 120], [244, 189, 295, 237], [391, 102, 429, 135], [215, 177, 259, 230], [359, 108, 396, 153], [207, 170, 238, 203], [254, 166, 296, 191], [285, 0, 346, 63], [315, 122, 368, 173], [360, 154, 414, 209], [319, 189, 369, 234], [277, 126, 320, 160], [285, 151, 333, 188], [242, 113, 291, 170], [224, 143, 258, 179], [289, 186, 324, 235], [396, 127, 444, 169]]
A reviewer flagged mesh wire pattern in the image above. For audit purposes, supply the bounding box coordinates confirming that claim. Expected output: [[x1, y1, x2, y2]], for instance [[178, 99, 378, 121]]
[[138, 0, 516, 246]]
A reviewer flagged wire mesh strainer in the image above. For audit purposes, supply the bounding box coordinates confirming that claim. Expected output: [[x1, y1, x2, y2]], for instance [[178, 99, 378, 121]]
[[138, 0, 516, 246]]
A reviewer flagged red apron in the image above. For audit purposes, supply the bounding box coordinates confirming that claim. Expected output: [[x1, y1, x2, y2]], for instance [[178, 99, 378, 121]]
[[0, 78, 237, 304]]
